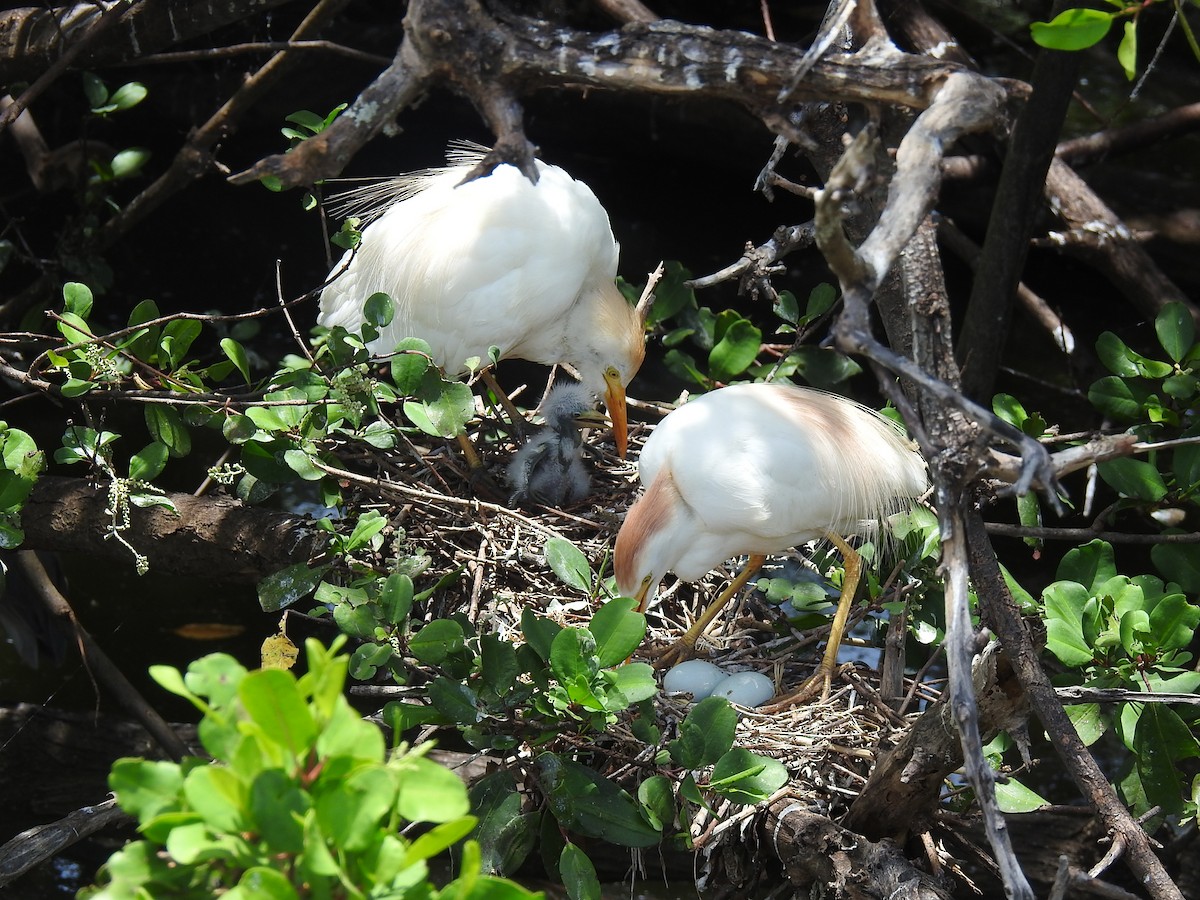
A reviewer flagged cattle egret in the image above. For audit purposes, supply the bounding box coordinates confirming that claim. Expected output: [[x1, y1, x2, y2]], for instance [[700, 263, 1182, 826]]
[[614, 382, 929, 702], [507, 381, 603, 507], [318, 144, 645, 456]]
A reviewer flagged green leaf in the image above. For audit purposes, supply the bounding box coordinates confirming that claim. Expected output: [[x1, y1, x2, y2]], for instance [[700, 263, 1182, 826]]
[[235, 867, 299, 899], [520, 608, 562, 662], [1087, 376, 1150, 422], [390, 338, 433, 393], [708, 313, 761, 382], [1147, 593, 1200, 652], [1151, 543, 1200, 593], [992, 393, 1029, 429], [668, 696, 737, 768], [144, 404, 192, 458], [394, 754, 471, 822], [407, 815, 478, 864], [110, 758, 183, 820], [1030, 7, 1114, 50], [1057, 540, 1117, 595], [550, 628, 602, 708], [111, 147, 150, 179], [220, 338, 252, 384], [637, 776, 675, 831], [239, 669, 317, 758], [428, 676, 480, 724], [773, 290, 799, 325], [283, 448, 324, 481], [470, 771, 535, 876], [315, 765, 396, 850], [1135, 705, 1200, 814], [709, 747, 788, 804], [404, 378, 476, 438], [1042, 581, 1095, 667], [603, 662, 657, 706], [534, 753, 661, 848], [1065, 703, 1106, 747], [160, 319, 202, 369], [81, 72, 108, 108], [362, 292, 394, 329], [1096, 332, 1140, 378], [588, 597, 646, 668], [560, 844, 600, 900], [62, 282, 94, 319], [257, 563, 328, 612], [410, 619, 465, 665], [380, 573, 414, 625], [1097, 458, 1168, 503], [646, 261, 696, 326], [184, 764, 246, 833], [109, 82, 147, 111], [480, 632, 519, 698], [544, 537, 592, 593], [1156, 302, 1195, 364], [128, 441, 168, 482], [1117, 19, 1137, 80], [994, 776, 1050, 814]]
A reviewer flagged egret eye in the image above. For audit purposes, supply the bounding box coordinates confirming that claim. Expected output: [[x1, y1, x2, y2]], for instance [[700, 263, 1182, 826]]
[[604, 365, 620, 381]]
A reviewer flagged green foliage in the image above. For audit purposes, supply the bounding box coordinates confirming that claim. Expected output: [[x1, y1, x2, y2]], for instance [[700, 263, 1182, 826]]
[[1029, 2, 1200, 80], [81, 639, 540, 899], [1041, 540, 1200, 816], [0, 423, 46, 548], [622, 262, 857, 390]]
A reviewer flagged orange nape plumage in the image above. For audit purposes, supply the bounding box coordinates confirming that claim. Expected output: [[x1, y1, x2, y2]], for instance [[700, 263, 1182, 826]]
[[615, 382, 929, 703]]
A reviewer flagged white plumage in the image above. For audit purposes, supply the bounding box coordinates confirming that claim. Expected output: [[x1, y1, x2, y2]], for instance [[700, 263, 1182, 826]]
[[318, 144, 645, 455], [614, 382, 929, 697]]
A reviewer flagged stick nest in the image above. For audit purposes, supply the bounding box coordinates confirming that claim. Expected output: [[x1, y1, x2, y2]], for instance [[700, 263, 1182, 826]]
[[329, 390, 930, 874]]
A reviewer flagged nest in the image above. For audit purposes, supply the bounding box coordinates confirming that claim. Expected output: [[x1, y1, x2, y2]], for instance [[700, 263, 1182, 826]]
[[328, 385, 936, 887]]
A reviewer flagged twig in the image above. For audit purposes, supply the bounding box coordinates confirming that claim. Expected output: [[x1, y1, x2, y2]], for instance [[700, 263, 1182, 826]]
[[986, 523, 1200, 545]]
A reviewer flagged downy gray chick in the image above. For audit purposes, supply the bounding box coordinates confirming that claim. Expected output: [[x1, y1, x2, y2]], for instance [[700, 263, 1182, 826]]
[[508, 381, 605, 507]]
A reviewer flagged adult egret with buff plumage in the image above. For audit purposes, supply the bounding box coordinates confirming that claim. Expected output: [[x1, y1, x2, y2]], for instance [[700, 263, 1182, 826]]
[[614, 382, 929, 702]]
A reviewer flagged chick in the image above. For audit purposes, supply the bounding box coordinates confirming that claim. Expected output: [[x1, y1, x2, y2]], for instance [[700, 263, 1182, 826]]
[[508, 381, 605, 507]]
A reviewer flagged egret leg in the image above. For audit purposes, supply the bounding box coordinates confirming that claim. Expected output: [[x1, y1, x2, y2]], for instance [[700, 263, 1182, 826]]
[[479, 369, 529, 441], [760, 533, 861, 710], [651, 554, 768, 670]]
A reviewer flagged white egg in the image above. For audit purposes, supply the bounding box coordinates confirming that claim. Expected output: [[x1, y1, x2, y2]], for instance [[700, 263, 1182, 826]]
[[662, 660, 727, 700], [711, 671, 774, 708]]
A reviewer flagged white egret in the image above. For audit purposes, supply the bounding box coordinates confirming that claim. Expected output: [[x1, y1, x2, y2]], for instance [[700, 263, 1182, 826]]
[[318, 144, 645, 456], [614, 382, 929, 703], [507, 381, 603, 507]]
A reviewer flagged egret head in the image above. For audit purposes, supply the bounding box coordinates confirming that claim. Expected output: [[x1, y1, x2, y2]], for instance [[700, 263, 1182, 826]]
[[573, 282, 646, 458], [614, 467, 687, 612]]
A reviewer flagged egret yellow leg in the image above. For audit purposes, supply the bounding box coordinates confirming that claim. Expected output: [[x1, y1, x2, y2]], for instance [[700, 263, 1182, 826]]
[[761, 533, 861, 710], [652, 554, 768, 670], [479, 369, 529, 440]]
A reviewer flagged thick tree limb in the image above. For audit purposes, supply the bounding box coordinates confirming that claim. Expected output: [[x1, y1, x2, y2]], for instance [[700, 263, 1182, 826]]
[[18, 476, 324, 582], [0, 0, 298, 85], [956, 3, 1080, 401], [230, 0, 964, 189], [764, 803, 953, 898]]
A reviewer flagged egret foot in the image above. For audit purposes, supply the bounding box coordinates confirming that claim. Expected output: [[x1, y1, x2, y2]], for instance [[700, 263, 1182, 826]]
[[648, 637, 701, 671], [758, 663, 854, 713]]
